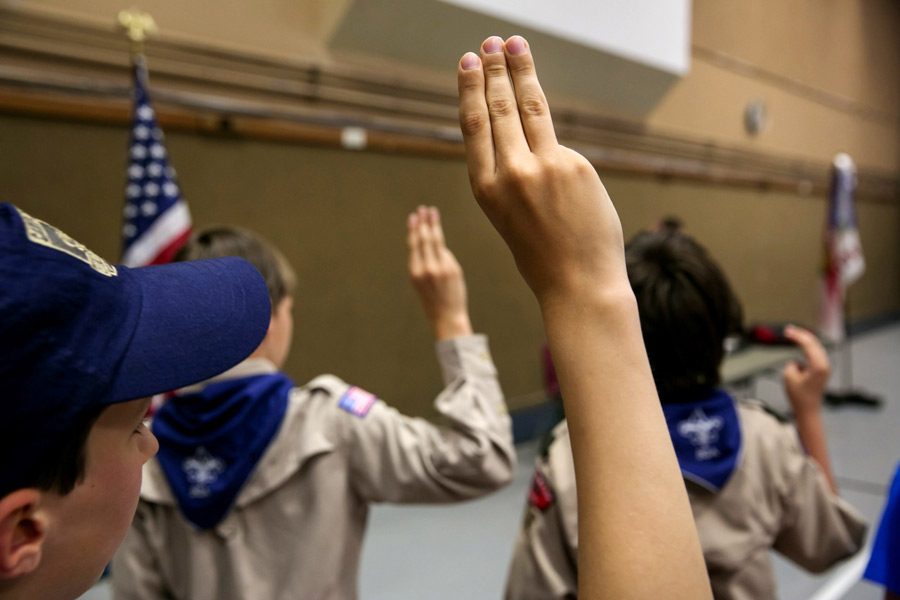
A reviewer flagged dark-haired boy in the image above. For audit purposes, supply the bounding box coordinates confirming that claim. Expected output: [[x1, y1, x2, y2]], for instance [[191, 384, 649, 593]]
[[111, 206, 515, 600], [0, 203, 271, 600], [505, 229, 867, 599]]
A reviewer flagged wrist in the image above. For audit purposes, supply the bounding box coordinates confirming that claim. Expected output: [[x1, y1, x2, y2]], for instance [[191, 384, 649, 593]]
[[539, 283, 644, 387], [794, 404, 824, 425], [539, 279, 637, 326], [432, 312, 473, 340], [789, 392, 823, 416]]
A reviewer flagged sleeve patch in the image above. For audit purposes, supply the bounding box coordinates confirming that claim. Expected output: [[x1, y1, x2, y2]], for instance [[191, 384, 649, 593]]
[[528, 470, 555, 511], [338, 386, 377, 418]]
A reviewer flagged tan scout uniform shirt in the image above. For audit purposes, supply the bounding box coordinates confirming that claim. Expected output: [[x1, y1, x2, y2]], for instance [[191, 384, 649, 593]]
[[505, 400, 867, 600], [111, 335, 514, 600]]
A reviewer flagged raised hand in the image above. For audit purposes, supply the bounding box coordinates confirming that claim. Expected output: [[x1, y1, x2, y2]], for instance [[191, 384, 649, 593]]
[[782, 325, 837, 492], [457, 35, 629, 307], [782, 325, 831, 416], [407, 205, 473, 340], [457, 36, 712, 599]]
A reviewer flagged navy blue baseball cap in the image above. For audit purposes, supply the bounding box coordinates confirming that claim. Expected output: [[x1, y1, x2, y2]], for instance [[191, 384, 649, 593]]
[[0, 203, 271, 492]]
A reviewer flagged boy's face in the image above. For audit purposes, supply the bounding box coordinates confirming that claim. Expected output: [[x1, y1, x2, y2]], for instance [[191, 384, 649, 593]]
[[38, 398, 157, 598]]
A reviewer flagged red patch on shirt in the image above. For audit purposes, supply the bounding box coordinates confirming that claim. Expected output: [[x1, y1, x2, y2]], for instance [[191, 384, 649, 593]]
[[528, 470, 555, 511]]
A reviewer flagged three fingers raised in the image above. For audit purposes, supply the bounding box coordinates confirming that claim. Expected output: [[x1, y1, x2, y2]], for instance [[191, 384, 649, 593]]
[[408, 206, 452, 274], [457, 35, 557, 180]]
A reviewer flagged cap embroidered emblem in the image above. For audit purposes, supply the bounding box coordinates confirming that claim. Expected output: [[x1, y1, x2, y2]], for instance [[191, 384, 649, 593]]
[[16, 208, 117, 277], [677, 409, 724, 461]]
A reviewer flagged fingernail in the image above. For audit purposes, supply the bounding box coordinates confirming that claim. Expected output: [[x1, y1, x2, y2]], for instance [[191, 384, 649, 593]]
[[506, 36, 527, 55], [460, 52, 480, 70], [483, 36, 503, 54]]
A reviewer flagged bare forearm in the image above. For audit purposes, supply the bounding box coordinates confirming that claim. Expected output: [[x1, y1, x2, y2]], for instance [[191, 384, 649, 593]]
[[541, 287, 711, 600], [795, 410, 837, 493]]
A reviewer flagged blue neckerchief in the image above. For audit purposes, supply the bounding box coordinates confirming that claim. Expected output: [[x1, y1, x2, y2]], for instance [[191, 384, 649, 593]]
[[864, 462, 900, 594], [152, 373, 293, 529], [662, 389, 742, 492]]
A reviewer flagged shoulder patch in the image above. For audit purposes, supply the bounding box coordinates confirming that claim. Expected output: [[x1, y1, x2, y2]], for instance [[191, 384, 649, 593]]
[[337, 386, 377, 418], [528, 469, 555, 511]]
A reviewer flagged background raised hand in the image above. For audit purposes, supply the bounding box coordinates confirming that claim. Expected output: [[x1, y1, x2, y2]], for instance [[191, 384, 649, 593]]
[[407, 205, 473, 340], [783, 325, 838, 493]]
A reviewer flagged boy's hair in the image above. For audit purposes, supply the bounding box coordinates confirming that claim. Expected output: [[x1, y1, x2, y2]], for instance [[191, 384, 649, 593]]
[[176, 227, 296, 310], [0, 406, 105, 498], [625, 230, 743, 403]]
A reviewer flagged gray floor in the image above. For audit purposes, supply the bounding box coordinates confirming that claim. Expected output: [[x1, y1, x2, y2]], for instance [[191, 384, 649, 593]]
[[81, 323, 900, 599]]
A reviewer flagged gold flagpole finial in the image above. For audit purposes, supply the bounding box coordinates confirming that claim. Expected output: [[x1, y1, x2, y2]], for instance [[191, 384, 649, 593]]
[[118, 8, 158, 56]]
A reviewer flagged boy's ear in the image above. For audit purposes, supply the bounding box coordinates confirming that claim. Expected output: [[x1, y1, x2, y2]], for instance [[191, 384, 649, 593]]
[[0, 489, 46, 579]]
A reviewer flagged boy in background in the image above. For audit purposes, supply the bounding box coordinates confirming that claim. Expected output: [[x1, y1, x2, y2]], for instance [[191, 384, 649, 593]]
[[0, 203, 270, 600], [111, 206, 515, 600], [505, 229, 867, 599]]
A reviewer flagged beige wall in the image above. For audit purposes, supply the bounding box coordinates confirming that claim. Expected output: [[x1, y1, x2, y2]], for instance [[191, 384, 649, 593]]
[[7, 0, 899, 173], [693, 0, 899, 116], [642, 0, 900, 172], [645, 57, 898, 172], [1, 0, 898, 413], [4, 0, 347, 60]]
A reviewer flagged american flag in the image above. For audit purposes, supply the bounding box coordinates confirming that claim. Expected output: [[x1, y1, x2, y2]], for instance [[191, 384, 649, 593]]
[[121, 57, 191, 267], [337, 386, 377, 418], [820, 153, 865, 342]]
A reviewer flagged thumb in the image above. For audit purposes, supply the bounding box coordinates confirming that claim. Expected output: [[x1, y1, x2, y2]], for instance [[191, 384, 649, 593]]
[[783, 361, 802, 382]]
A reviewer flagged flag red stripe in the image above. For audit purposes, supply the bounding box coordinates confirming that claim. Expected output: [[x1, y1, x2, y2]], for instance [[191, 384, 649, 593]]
[[148, 227, 192, 266]]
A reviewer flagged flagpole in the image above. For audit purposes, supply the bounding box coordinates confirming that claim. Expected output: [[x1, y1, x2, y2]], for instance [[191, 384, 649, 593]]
[[843, 296, 853, 390], [821, 154, 882, 408], [118, 8, 158, 59], [824, 295, 881, 408], [841, 293, 853, 390], [118, 8, 157, 97], [117, 7, 192, 268]]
